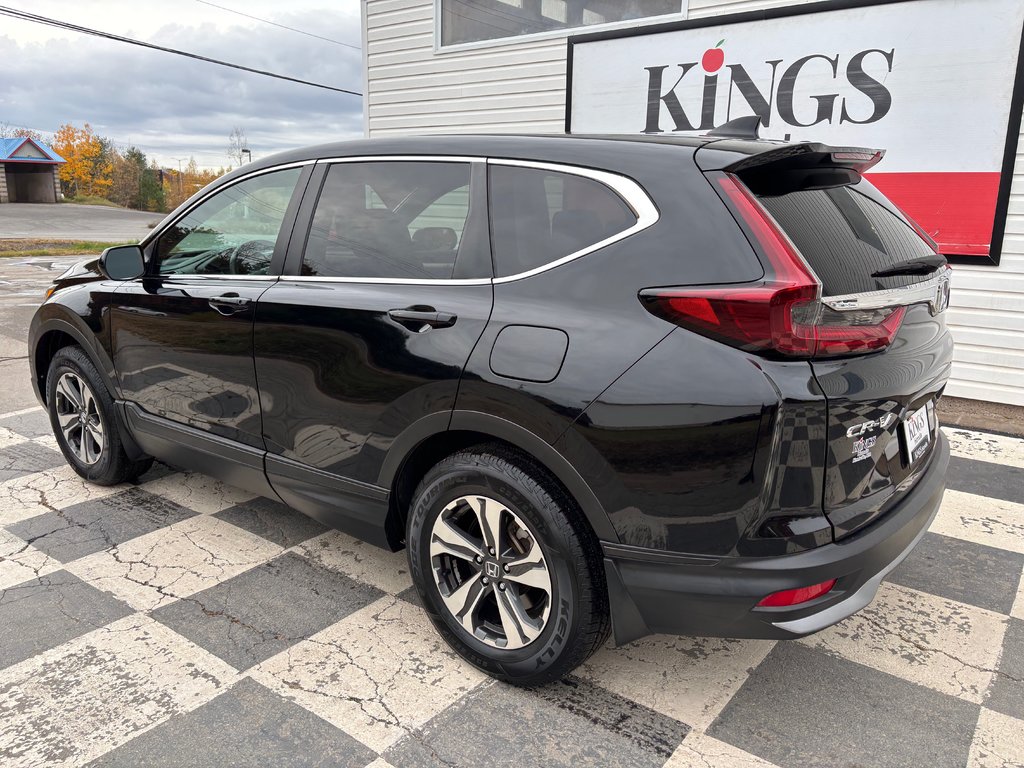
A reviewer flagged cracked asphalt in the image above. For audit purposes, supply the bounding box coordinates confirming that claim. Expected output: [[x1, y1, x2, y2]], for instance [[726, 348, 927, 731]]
[[0, 256, 1023, 768]]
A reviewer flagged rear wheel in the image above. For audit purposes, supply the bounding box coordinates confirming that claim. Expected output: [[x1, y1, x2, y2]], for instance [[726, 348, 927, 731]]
[[46, 346, 152, 485], [407, 446, 609, 685]]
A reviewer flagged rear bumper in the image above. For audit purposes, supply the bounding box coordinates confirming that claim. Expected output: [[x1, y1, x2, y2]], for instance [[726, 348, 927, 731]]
[[603, 432, 948, 644]]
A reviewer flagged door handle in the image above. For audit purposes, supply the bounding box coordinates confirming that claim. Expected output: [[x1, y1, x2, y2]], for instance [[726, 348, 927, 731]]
[[388, 307, 458, 330], [209, 293, 252, 315]]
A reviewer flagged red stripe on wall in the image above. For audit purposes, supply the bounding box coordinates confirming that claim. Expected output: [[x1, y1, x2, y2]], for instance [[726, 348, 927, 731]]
[[865, 171, 1001, 258]]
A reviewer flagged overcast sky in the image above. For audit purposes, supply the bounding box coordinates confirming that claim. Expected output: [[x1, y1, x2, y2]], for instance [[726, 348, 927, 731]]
[[0, 0, 363, 168]]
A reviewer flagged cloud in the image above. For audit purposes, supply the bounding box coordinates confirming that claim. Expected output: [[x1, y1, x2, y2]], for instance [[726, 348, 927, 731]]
[[0, 6, 364, 168]]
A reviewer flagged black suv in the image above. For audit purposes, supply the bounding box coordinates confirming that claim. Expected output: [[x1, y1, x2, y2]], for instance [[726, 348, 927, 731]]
[[29, 132, 952, 684]]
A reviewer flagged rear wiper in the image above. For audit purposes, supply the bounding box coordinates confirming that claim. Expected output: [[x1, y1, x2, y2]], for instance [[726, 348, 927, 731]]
[[871, 255, 946, 278]]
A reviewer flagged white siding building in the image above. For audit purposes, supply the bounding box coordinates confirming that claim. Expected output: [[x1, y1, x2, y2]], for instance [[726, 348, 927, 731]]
[[362, 0, 1024, 406]]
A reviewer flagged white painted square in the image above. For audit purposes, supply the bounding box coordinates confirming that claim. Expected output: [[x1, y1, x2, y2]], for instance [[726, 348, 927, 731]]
[[0, 465, 127, 527], [666, 731, 781, 768], [0, 426, 28, 450], [800, 582, 1008, 703], [1012, 565, 1024, 622], [579, 635, 776, 730], [252, 596, 485, 752], [931, 490, 1024, 556], [0, 614, 239, 767], [65, 514, 282, 612], [139, 471, 257, 515], [968, 708, 1024, 768], [0, 528, 60, 591], [294, 530, 413, 596], [945, 427, 1024, 469]]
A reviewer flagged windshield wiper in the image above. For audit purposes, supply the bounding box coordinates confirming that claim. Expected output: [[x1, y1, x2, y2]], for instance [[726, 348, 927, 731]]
[[871, 254, 946, 278]]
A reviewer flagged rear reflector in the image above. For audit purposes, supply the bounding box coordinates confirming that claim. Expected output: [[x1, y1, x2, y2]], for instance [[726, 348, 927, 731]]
[[757, 579, 837, 607], [639, 173, 905, 359]]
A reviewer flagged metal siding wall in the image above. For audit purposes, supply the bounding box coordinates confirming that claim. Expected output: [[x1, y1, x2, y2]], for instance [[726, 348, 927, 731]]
[[944, 122, 1024, 406], [364, 0, 1024, 406], [365, 0, 567, 135]]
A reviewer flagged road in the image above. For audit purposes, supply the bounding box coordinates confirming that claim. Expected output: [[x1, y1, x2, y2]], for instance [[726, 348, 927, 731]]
[[0, 256, 1022, 768], [0, 202, 163, 241]]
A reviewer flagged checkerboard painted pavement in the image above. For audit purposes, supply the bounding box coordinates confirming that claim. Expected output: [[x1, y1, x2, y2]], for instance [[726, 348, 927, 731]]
[[0, 405, 1022, 768]]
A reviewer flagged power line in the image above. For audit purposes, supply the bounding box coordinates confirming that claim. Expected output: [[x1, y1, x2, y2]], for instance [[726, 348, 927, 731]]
[[0, 5, 362, 97], [195, 0, 360, 51]]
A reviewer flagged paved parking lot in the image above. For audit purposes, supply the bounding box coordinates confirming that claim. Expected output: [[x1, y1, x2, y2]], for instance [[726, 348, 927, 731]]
[[0, 203, 161, 241], [0, 257, 1022, 767]]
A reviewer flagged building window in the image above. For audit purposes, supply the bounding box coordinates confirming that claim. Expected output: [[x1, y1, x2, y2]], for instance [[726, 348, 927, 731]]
[[440, 0, 684, 47]]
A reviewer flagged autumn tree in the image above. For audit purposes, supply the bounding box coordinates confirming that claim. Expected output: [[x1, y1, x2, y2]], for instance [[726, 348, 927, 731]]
[[51, 123, 112, 198], [108, 146, 165, 212], [164, 157, 224, 210], [109, 149, 141, 208]]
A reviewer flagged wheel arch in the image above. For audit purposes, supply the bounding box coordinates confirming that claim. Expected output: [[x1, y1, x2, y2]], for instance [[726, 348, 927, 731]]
[[31, 317, 117, 406], [379, 410, 619, 551]]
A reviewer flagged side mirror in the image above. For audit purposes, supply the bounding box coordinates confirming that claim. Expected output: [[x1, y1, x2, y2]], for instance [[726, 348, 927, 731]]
[[99, 245, 145, 280]]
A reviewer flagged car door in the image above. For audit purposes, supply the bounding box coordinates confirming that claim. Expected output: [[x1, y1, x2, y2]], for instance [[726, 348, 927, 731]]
[[110, 164, 310, 455], [253, 158, 493, 545]]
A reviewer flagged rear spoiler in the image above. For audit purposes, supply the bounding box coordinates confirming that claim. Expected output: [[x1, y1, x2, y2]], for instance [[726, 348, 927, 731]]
[[696, 137, 884, 172], [724, 143, 885, 174], [696, 139, 885, 195]]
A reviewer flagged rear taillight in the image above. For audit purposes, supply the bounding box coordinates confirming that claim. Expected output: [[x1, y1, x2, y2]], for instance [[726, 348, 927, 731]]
[[640, 173, 905, 359]]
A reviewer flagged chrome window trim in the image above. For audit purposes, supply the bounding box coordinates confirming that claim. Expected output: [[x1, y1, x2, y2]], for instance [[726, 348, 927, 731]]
[[140, 160, 316, 249], [146, 274, 280, 282], [487, 158, 660, 284], [274, 155, 658, 287], [280, 276, 492, 286], [316, 155, 482, 165], [821, 269, 951, 316]]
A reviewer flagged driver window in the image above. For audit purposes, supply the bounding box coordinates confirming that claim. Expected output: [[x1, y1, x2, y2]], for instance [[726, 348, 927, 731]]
[[302, 161, 471, 280], [154, 167, 301, 276]]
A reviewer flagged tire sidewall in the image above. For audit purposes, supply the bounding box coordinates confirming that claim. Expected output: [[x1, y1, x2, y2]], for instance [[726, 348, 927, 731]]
[[408, 457, 583, 681], [46, 349, 119, 483]]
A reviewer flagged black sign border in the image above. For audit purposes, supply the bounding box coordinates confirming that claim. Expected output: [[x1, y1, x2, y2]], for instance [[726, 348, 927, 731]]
[[565, 0, 1024, 266]]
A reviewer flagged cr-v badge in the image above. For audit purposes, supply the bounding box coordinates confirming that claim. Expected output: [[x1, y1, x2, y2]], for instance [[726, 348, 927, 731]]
[[848, 413, 896, 463], [846, 413, 896, 438]]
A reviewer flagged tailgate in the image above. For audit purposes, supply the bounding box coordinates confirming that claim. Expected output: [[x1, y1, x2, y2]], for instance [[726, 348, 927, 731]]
[[812, 299, 952, 537], [707, 141, 955, 538]]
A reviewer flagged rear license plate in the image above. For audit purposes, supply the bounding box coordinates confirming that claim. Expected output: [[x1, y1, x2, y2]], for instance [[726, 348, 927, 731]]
[[903, 404, 931, 464]]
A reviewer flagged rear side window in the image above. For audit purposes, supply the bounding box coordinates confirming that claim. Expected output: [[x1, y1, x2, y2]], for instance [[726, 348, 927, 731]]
[[488, 165, 637, 278], [303, 161, 471, 280], [757, 182, 936, 296]]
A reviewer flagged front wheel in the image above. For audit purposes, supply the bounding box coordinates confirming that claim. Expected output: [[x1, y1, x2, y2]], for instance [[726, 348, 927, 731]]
[[407, 447, 609, 685], [46, 345, 152, 486]]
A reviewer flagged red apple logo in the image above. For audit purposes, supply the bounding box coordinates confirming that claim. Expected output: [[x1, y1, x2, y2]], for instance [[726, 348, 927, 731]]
[[702, 39, 726, 73]]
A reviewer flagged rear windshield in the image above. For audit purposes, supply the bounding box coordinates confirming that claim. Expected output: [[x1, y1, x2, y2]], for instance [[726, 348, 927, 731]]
[[757, 181, 936, 296]]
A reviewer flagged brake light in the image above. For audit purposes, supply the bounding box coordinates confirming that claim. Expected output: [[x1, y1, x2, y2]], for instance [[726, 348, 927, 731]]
[[639, 173, 905, 358], [757, 579, 837, 607]]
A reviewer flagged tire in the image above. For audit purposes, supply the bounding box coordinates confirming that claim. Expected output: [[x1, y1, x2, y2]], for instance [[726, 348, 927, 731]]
[[46, 345, 153, 486], [407, 445, 610, 685]]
